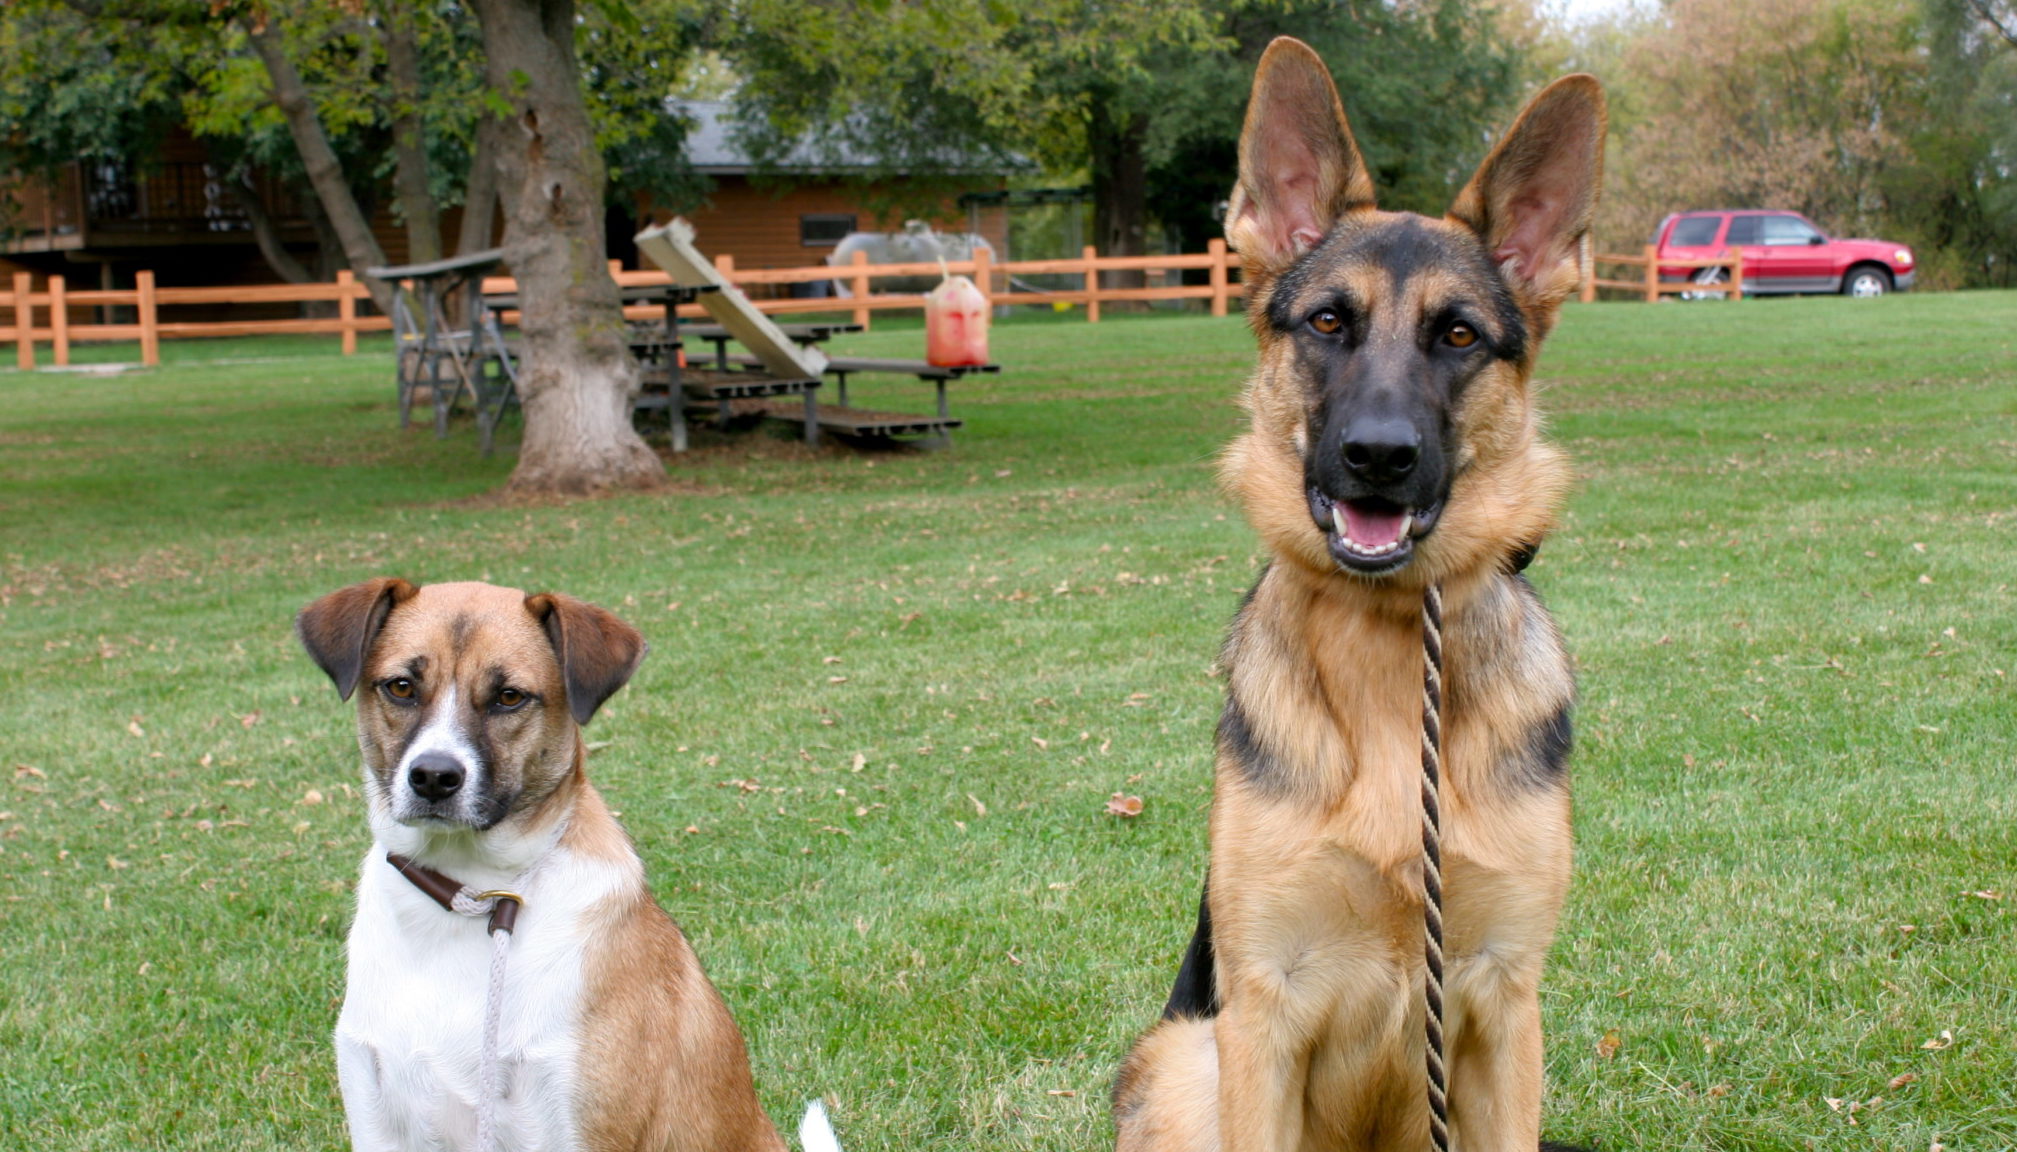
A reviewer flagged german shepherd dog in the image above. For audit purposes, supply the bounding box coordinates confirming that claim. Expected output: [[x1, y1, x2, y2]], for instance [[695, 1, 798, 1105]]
[[1111, 38, 1604, 1152]]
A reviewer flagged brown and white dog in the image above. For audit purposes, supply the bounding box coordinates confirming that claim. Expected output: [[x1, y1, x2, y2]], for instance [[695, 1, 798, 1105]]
[[298, 578, 795, 1152]]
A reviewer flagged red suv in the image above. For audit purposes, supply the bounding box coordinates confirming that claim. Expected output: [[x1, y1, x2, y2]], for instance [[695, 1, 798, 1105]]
[[1654, 210, 1915, 297]]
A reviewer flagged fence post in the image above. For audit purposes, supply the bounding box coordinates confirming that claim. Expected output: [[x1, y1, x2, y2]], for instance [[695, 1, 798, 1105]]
[[973, 245, 994, 310], [137, 270, 159, 367], [1083, 245, 1100, 324], [13, 272, 33, 370], [50, 275, 69, 367], [1729, 250, 1743, 302], [337, 269, 357, 355], [1208, 238, 1229, 318], [850, 249, 870, 330], [1578, 235, 1595, 304], [1642, 244, 1658, 303]]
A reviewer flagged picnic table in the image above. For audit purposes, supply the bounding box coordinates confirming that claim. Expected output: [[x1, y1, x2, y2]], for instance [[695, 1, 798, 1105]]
[[631, 217, 1001, 450], [608, 283, 829, 452], [366, 248, 519, 455]]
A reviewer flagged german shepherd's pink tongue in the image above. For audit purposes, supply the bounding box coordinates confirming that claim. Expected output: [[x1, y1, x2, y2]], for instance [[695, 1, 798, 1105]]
[[1342, 502, 1408, 549]]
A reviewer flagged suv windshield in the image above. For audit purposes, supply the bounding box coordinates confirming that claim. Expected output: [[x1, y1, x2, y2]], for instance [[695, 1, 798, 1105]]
[[1669, 217, 1720, 246]]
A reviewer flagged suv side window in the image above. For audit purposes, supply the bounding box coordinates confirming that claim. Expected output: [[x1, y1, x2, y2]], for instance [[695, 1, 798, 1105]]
[[1725, 215, 1763, 245], [1761, 215, 1822, 246], [1669, 217, 1720, 246]]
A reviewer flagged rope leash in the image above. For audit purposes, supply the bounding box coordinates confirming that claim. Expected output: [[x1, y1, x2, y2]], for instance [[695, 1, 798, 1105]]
[[1419, 583, 1450, 1152], [386, 853, 523, 1152]]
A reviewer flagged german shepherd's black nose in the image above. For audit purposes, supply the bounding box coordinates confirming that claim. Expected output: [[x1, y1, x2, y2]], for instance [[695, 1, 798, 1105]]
[[408, 753, 465, 801], [1341, 415, 1421, 485]]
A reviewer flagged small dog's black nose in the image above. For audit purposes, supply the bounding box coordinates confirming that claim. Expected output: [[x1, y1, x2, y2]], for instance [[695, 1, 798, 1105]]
[[407, 753, 465, 801], [1341, 416, 1420, 485]]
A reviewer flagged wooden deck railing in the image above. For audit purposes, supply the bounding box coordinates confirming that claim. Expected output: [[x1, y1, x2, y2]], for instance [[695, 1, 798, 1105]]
[[1580, 244, 1744, 302], [1, 239, 1247, 369]]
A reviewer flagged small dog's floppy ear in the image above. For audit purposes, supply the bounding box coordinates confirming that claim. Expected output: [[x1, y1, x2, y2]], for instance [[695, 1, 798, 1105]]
[[525, 592, 647, 725], [1227, 36, 1376, 273], [296, 578, 417, 701], [1447, 74, 1606, 304]]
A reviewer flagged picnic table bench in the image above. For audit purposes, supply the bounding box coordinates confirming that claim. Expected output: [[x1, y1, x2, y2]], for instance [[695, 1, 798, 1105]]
[[366, 248, 519, 455], [715, 353, 997, 446]]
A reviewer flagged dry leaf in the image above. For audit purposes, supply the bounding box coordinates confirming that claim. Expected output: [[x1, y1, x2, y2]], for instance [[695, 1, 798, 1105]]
[[300, 790, 324, 806], [1047, 1090, 1077, 1098], [1887, 1072, 1917, 1089], [968, 793, 988, 818], [14, 764, 45, 780], [851, 753, 867, 772], [822, 655, 842, 665], [126, 719, 146, 738], [239, 711, 261, 729], [1595, 1030, 1622, 1060], [1032, 736, 1050, 750], [1105, 793, 1144, 818], [1920, 1029, 1953, 1051]]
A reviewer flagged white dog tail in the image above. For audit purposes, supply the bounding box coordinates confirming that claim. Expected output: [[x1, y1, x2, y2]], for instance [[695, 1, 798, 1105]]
[[799, 1099, 844, 1152]]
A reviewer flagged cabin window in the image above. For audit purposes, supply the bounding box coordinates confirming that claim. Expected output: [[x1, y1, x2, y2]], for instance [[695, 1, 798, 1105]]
[[799, 214, 856, 247]]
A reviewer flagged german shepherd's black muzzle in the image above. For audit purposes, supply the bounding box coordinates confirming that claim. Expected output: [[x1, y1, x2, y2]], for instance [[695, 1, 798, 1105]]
[[1304, 348, 1451, 575]]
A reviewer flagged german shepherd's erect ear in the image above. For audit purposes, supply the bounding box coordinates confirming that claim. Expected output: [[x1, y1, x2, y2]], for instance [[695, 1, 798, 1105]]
[[1225, 36, 1375, 276], [1447, 74, 1607, 326]]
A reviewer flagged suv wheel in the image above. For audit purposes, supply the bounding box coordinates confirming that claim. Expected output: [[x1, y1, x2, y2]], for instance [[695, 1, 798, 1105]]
[[1680, 265, 1732, 301], [1843, 266, 1892, 297]]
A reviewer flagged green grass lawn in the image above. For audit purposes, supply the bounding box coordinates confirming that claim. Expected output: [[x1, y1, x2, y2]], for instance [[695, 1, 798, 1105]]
[[2, 293, 2013, 1150]]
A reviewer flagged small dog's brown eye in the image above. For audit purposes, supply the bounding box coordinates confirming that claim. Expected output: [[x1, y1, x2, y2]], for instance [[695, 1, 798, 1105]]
[[384, 678, 415, 701], [496, 688, 526, 709], [1445, 323, 1478, 349], [1309, 309, 1343, 335]]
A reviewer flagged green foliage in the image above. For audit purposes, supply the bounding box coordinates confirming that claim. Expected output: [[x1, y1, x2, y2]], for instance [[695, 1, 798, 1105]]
[[720, 0, 1520, 243], [0, 2, 182, 179]]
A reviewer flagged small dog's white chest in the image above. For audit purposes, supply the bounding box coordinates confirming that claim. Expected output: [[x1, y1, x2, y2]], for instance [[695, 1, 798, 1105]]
[[337, 852, 607, 1152]]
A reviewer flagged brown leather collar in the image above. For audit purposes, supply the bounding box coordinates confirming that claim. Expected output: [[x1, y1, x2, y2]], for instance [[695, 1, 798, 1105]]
[[385, 852, 522, 935]]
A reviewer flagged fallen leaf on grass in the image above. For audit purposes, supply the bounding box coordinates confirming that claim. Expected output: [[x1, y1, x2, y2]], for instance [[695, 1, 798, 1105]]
[[1047, 1090, 1077, 1098], [1965, 889, 2002, 901], [126, 720, 146, 738], [1595, 1030, 1622, 1060], [14, 764, 45, 780], [968, 794, 988, 818], [1920, 1029, 1953, 1050], [299, 790, 324, 806], [1106, 793, 1143, 817], [239, 711, 261, 729], [1887, 1072, 1917, 1089]]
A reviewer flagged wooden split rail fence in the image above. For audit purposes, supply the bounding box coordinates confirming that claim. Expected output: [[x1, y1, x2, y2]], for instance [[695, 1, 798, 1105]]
[[3, 237, 1743, 369], [2, 239, 1248, 369], [1581, 243, 1744, 302]]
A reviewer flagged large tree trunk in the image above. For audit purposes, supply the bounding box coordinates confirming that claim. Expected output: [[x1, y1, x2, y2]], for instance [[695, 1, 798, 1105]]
[[242, 17, 398, 316], [457, 112, 504, 257], [381, 0, 442, 266], [1089, 97, 1150, 299], [470, 0, 662, 495]]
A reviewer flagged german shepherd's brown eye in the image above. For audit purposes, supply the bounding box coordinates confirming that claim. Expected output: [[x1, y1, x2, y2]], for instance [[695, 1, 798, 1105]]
[[1444, 323, 1479, 349], [1309, 309, 1343, 335], [495, 688, 528, 711], [382, 678, 417, 702]]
